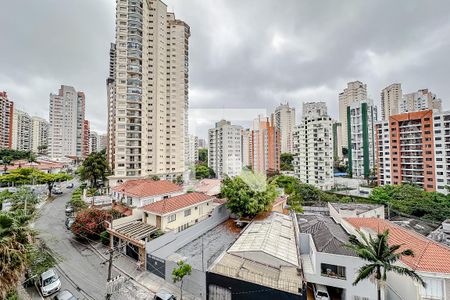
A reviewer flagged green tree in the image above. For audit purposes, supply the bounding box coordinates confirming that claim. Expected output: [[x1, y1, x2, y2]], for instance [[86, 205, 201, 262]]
[[150, 175, 160, 181], [37, 172, 72, 197], [346, 229, 425, 300], [195, 164, 210, 179], [37, 145, 48, 156], [280, 153, 294, 171], [173, 175, 183, 185], [172, 260, 192, 300], [198, 148, 208, 164], [221, 174, 278, 218], [1, 155, 13, 172], [78, 152, 110, 188]]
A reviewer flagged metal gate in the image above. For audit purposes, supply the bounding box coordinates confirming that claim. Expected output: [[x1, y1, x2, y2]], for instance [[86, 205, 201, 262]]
[[146, 254, 166, 279]]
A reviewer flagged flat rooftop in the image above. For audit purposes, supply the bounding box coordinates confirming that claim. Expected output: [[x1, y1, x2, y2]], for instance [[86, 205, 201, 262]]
[[297, 214, 355, 256], [330, 202, 383, 215]]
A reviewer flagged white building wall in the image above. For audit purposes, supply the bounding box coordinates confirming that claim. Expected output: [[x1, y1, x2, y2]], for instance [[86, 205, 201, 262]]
[[274, 103, 295, 153], [31, 116, 49, 153], [12, 109, 32, 151], [433, 111, 450, 195]]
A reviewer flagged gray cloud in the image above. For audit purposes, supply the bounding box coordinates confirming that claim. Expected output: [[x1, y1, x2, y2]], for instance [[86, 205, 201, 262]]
[[1, 0, 449, 137]]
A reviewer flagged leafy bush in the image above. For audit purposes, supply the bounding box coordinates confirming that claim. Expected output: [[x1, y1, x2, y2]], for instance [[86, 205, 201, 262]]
[[100, 230, 110, 245], [71, 208, 111, 239]]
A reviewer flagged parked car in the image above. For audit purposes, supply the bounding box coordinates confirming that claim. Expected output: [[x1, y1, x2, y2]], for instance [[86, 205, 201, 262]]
[[38, 268, 61, 297], [66, 183, 74, 189], [53, 289, 77, 300], [154, 289, 177, 300], [65, 218, 75, 230], [313, 284, 330, 300], [65, 206, 74, 216], [53, 188, 63, 195]]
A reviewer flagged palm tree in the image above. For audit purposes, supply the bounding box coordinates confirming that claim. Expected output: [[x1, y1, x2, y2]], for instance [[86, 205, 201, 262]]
[[346, 229, 425, 300], [0, 212, 35, 297]]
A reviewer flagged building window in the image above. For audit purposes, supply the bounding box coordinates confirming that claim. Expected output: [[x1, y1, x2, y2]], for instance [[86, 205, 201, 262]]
[[184, 209, 191, 217], [321, 263, 346, 279], [168, 214, 176, 223]]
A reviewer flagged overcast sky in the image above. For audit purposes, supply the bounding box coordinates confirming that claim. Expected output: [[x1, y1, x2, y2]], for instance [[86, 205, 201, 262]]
[[1, 0, 449, 138]]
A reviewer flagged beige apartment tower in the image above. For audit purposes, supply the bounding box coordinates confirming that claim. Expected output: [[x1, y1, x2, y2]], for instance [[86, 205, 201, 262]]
[[108, 0, 190, 183], [12, 109, 32, 151], [338, 81, 367, 151], [381, 83, 402, 120], [273, 103, 295, 153], [31, 117, 49, 154]]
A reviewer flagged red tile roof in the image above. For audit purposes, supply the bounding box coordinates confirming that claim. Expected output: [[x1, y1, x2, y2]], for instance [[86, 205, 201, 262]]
[[142, 192, 213, 215], [345, 218, 450, 274], [112, 179, 182, 198]]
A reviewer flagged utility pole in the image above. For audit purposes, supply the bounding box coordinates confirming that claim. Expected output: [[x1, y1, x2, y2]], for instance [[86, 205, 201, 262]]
[[106, 248, 114, 300]]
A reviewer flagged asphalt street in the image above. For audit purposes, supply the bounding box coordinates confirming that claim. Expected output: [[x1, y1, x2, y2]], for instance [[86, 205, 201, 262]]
[[26, 181, 151, 300]]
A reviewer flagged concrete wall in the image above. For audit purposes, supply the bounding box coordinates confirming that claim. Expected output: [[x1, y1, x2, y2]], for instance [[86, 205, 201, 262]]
[[112, 208, 143, 227], [112, 190, 183, 208]]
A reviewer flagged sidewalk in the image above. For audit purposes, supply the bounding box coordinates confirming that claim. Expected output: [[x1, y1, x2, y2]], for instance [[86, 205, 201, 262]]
[[90, 242, 200, 300]]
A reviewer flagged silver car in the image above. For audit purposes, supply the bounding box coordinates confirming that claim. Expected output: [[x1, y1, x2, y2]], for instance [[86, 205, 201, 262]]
[[53, 289, 77, 300], [39, 268, 61, 297]]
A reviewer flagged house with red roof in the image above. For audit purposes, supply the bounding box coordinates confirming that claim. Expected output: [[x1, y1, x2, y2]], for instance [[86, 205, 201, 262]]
[[141, 192, 215, 232], [342, 217, 450, 300], [111, 179, 183, 207]]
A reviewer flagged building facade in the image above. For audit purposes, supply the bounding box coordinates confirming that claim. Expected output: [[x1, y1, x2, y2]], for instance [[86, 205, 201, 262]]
[[89, 131, 99, 154], [332, 122, 342, 160], [338, 81, 367, 152], [273, 103, 295, 153], [400, 89, 442, 114], [0, 92, 14, 149], [106, 43, 116, 170], [376, 110, 450, 194], [186, 134, 198, 167], [250, 116, 281, 175], [12, 109, 32, 151], [293, 102, 334, 190], [108, 0, 190, 183], [381, 83, 402, 120], [347, 99, 377, 178], [31, 117, 49, 154], [48, 85, 86, 159], [208, 120, 242, 179]]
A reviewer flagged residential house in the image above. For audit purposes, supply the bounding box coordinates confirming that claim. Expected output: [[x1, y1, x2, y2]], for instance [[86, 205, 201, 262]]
[[111, 179, 183, 208]]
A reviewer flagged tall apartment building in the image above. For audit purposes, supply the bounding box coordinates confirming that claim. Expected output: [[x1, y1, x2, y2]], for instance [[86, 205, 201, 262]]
[[376, 110, 450, 194], [293, 102, 334, 190], [89, 131, 99, 153], [82, 120, 90, 158], [108, 0, 190, 183], [208, 120, 242, 179], [332, 122, 342, 160], [198, 138, 206, 149], [98, 134, 107, 152], [31, 117, 49, 154], [186, 134, 198, 166], [106, 43, 116, 169], [400, 89, 442, 114], [0, 92, 14, 149], [273, 103, 295, 153], [11, 109, 32, 151], [381, 83, 402, 120], [347, 99, 377, 178], [48, 85, 86, 158], [241, 129, 251, 168], [338, 81, 367, 151], [249, 116, 281, 175]]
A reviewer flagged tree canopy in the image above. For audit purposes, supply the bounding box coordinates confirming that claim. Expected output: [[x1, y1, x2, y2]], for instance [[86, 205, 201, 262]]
[[280, 153, 294, 171], [198, 148, 207, 164], [172, 260, 192, 300], [78, 152, 110, 188], [369, 184, 450, 222], [221, 173, 278, 218], [71, 208, 111, 239], [195, 164, 215, 179]]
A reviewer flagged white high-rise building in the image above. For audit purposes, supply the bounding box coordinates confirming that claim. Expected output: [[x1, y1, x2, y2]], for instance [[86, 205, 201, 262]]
[[48, 85, 85, 159], [241, 129, 251, 168], [108, 0, 190, 183], [381, 83, 402, 120], [208, 120, 243, 179], [12, 109, 32, 151], [31, 117, 49, 154], [400, 89, 442, 114], [273, 103, 295, 153], [338, 81, 367, 151], [89, 131, 99, 154], [347, 99, 377, 178], [186, 134, 198, 166], [293, 102, 334, 190]]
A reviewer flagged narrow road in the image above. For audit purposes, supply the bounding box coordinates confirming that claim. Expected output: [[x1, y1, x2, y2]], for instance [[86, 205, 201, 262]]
[[32, 183, 107, 299]]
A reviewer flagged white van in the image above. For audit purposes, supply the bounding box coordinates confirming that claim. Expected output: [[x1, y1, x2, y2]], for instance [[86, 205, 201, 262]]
[[314, 284, 330, 300]]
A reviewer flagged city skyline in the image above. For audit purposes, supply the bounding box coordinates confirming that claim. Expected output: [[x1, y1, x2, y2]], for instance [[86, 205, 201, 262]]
[[1, 0, 450, 138]]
